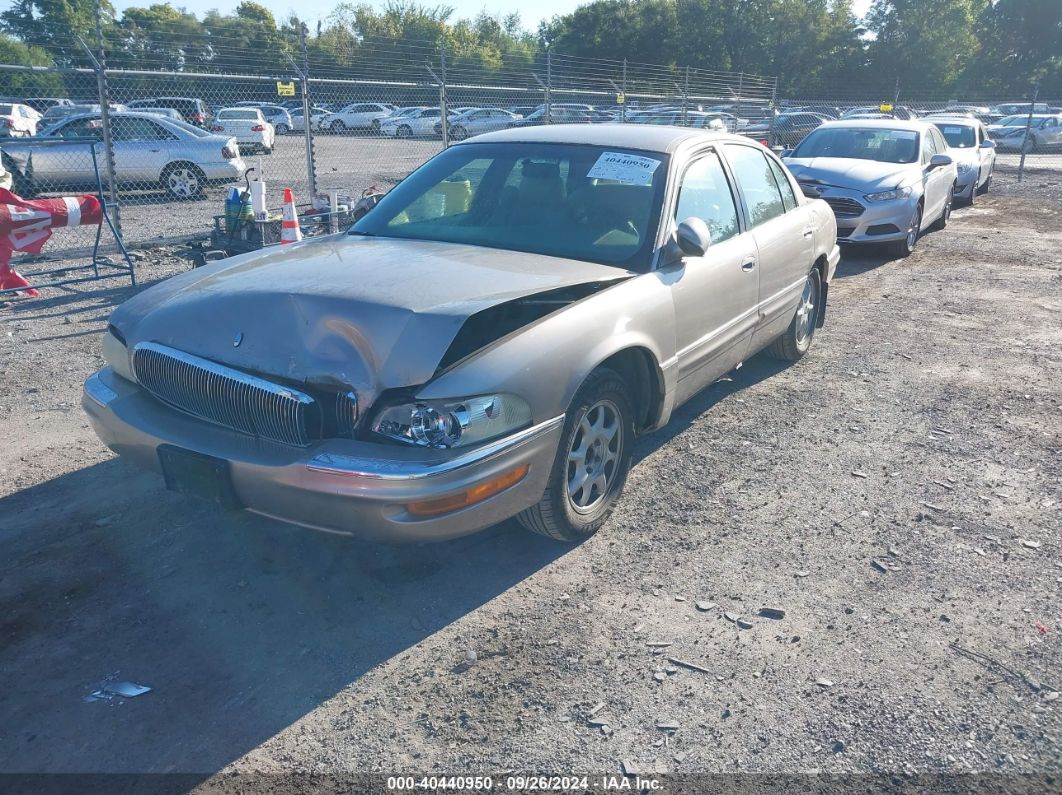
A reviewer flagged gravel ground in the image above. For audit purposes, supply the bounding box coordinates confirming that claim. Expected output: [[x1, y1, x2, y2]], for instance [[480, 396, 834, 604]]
[[0, 193, 1059, 790]]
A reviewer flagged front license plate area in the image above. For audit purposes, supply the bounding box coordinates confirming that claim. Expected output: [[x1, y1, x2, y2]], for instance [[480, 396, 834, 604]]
[[158, 445, 242, 510]]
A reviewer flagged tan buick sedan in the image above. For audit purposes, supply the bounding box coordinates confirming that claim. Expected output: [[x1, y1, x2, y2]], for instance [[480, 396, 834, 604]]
[[84, 125, 839, 542]]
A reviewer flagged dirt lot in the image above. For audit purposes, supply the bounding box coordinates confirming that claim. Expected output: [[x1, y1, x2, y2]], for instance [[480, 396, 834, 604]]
[[0, 193, 1059, 789]]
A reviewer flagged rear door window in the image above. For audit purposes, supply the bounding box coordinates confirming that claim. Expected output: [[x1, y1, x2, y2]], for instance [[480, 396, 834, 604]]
[[723, 144, 786, 227]]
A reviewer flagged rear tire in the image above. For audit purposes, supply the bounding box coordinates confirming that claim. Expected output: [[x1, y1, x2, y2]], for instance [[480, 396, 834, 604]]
[[162, 162, 205, 200], [768, 267, 821, 362], [889, 204, 922, 258], [517, 368, 634, 542], [932, 188, 953, 230]]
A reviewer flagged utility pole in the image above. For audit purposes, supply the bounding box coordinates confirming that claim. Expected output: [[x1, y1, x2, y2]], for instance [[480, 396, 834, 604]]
[[91, 0, 120, 234], [545, 48, 552, 124], [298, 20, 317, 197], [1018, 85, 1039, 182]]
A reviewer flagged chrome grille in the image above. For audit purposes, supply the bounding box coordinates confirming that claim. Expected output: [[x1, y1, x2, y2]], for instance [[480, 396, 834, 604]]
[[132, 341, 316, 446], [335, 390, 359, 438], [822, 196, 865, 218]]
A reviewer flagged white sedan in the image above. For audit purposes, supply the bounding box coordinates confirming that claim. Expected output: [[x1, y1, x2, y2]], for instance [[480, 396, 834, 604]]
[[379, 107, 442, 138], [211, 108, 275, 154]]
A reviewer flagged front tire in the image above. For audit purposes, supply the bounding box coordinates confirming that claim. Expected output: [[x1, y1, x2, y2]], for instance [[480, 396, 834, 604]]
[[976, 174, 991, 196], [768, 267, 821, 362], [396, 125, 412, 139], [518, 368, 634, 542]]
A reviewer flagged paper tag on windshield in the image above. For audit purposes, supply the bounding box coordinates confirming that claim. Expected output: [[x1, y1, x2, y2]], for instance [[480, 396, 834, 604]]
[[944, 126, 962, 134], [587, 152, 661, 185]]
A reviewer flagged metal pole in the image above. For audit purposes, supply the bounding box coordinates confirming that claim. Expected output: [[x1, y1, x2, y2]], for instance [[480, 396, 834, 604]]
[[439, 44, 449, 148], [892, 77, 901, 117], [1018, 85, 1039, 183], [298, 21, 317, 197], [91, 0, 120, 236], [768, 77, 778, 147], [621, 59, 627, 123], [545, 49, 552, 124], [682, 66, 689, 125]]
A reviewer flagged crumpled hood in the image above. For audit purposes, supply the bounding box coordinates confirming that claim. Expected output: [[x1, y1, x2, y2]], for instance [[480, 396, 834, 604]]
[[111, 234, 629, 402], [783, 157, 916, 193], [987, 124, 1024, 136]]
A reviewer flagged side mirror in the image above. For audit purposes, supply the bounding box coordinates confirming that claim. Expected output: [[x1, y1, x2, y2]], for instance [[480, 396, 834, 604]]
[[676, 217, 711, 257], [980, 139, 996, 149], [929, 153, 953, 169], [780, 148, 793, 157]]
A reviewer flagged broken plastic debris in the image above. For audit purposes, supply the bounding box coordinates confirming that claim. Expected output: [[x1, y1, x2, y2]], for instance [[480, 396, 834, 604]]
[[107, 681, 151, 697]]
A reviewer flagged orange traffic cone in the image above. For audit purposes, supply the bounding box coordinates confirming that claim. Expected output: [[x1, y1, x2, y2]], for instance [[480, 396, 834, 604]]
[[280, 187, 302, 244]]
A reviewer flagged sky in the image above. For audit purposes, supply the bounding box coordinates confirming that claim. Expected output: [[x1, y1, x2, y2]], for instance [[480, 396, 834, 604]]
[[91, 0, 875, 33]]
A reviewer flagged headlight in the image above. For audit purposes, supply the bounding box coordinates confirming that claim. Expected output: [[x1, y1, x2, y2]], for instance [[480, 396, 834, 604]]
[[371, 394, 532, 449], [101, 327, 136, 383], [864, 186, 913, 202]]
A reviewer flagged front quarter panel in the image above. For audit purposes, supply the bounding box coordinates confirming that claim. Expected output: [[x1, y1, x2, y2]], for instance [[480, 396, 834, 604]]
[[416, 271, 678, 429]]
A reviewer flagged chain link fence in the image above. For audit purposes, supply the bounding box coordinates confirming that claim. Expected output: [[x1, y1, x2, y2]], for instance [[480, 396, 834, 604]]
[[0, 26, 1058, 262]]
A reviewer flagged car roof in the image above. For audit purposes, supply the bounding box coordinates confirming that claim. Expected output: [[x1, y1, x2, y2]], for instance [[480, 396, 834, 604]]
[[817, 118, 930, 132], [928, 116, 980, 126], [462, 123, 740, 153]]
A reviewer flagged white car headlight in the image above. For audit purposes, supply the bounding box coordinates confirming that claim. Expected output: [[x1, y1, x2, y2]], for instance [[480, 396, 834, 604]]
[[372, 394, 532, 449], [956, 162, 974, 174], [864, 186, 913, 202], [101, 327, 136, 383]]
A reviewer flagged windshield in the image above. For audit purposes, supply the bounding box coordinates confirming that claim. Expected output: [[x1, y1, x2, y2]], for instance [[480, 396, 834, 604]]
[[351, 142, 669, 269], [997, 115, 1040, 127], [791, 127, 919, 163], [933, 122, 976, 148]]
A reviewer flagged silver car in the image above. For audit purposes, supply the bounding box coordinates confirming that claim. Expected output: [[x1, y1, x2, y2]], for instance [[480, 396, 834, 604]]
[[3, 112, 246, 199], [83, 125, 839, 543], [987, 114, 1062, 152], [446, 108, 521, 140], [930, 117, 996, 205], [783, 119, 957, 257]]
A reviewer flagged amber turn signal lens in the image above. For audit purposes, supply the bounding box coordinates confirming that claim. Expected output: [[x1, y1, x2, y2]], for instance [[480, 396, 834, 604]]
[[406, 464, 529, 517]]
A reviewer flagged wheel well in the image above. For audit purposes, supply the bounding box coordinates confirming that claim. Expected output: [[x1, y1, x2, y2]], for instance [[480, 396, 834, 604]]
[[596, 347, 663, 433], [162, 161, 205, 178]]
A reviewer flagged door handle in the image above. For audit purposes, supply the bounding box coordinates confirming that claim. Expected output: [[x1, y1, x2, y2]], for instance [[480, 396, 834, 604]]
[[802, 228, 814, 238], [741, 257, 756, 272]]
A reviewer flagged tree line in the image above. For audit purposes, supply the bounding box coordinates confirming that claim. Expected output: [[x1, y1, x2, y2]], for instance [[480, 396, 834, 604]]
[[0, 0, 1058, 100]]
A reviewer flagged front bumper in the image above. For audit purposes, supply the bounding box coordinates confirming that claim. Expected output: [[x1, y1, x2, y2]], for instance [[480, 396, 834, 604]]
[[954, 168, 978, 197], [83, 368, 563, 542], [820, 188, 918, 244]]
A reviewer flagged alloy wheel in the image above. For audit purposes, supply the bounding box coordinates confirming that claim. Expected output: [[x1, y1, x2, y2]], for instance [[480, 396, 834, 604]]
[[566, 399, 622, 514], [794, 274, 817, 346], [166, 167, 200, 198]]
